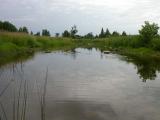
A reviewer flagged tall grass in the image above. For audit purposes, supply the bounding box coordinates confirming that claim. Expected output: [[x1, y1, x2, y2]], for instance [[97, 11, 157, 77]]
[[0, 32, 75, 51], [0, 64, 28, 120], [40, 68, 48, 120], [1, 31, 160, 65], [0, 32, 75, 65], [75, 36, 141, 49]]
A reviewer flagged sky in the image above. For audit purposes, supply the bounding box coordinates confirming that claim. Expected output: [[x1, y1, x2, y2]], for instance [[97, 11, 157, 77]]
[[0, 0, 160, 35]]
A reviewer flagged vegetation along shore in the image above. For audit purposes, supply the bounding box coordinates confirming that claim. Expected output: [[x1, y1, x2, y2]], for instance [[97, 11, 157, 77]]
[[0, 20, 160, 65]]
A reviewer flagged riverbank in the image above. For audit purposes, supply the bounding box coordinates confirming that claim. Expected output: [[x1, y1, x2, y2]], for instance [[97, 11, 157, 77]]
[[1, 31, 160, 66], [0, 32, 76, 65]]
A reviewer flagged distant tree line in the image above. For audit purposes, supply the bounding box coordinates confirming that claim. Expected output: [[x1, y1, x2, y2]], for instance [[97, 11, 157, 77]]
[[62, 26, 127, 39], [0, 20, 51, 37], [19, 26, 28, 33], [0, 21, 17, 32], [0, 20, 128, 38]]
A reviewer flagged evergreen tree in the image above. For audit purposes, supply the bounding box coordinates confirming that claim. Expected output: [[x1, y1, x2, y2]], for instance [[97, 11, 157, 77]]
[[19, 27, 23, 32], [35, 32, 40, 36], [122, 31, 127, 36], [19, 26, 28, 33], [99, 28, 105, 38], [95, 35, 99, 38], [62, 30, 70, 37], [105, 28, 111, 37], [22, 26, 28, 33], [42, 29, 50, 36]]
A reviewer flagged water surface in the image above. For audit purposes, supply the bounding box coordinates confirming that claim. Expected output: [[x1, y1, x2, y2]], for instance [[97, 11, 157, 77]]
[[0, 48, 160, 120]]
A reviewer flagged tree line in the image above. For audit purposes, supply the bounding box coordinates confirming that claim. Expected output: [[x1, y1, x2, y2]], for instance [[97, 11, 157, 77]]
[[0, 21, 50, 36], [0, 20, 159, 47], [0, 20, 128, 38]]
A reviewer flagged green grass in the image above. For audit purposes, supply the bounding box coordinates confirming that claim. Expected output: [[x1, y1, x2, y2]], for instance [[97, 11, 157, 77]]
[[1, 31, 160, 66], [0, 32, 76, 65]]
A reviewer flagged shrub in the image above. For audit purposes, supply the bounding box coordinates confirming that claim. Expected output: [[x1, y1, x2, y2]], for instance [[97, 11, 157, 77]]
[[139, 21, 159, 46]]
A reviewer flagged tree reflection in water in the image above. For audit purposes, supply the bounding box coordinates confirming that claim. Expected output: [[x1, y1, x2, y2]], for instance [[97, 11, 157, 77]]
[[122, 56, 160, 82]]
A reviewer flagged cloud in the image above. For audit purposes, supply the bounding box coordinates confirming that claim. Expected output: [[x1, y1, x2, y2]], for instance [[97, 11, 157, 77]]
[[0, 0, 160, 35]]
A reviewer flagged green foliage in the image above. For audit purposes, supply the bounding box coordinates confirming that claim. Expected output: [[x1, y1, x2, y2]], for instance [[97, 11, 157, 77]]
[[42, 29, 50, 36], [0, 21, 17, 32], [35, 32, 40, 36], [0, 32, 76, 62], [2, 20, 160, 65], [2, 31, 160, 66], [70, 25, 78, 38], [139, 21, 159, 46], [105, 28, 111, 37], [122, 31, 127, 36], [62, 30, 70, 37], [99, 28, 105, 38], [0, 43, 19, 56], [0, 21, 3, 29], [84, 32, 94, 39], [19, 26, 28, 33], [150, 38, 160, 50], [112, 31, 120, 36], [55, 33, 60, 37]]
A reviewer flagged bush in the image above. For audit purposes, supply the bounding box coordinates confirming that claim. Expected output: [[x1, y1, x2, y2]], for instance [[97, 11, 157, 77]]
[[139, 21, 159, 46], [151, 38, 160, 50]]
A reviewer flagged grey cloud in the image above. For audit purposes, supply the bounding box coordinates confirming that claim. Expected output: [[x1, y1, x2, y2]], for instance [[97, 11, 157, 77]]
[[0, 0, 160, 35]]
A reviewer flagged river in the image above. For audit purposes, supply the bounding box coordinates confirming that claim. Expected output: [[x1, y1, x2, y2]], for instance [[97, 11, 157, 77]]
[[0, 48, 160, 120]]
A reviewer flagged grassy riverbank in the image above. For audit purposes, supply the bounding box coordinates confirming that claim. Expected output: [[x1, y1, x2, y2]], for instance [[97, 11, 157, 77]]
[[1, 31, 160, 65], [0, 32, 76, 64], [75, 37, 160, 61]]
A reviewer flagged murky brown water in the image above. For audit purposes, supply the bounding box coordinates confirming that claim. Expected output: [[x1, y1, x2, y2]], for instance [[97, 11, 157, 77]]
[[0, 48, 160, 120]]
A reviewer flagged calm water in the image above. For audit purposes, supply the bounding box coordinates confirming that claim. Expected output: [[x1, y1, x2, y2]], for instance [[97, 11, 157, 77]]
[[0, 48, 160, 120]]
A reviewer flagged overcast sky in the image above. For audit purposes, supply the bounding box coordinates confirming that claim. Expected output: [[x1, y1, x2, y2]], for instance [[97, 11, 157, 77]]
[[0, 0, 160, 35]]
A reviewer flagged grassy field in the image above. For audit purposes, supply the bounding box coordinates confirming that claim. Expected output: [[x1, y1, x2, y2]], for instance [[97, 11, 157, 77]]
[[1, 31, 160, 65]]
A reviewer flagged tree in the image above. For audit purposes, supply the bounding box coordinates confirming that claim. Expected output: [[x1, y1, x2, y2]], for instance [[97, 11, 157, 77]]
[[122, 31, 127, 36], [62, 30, 70, 37], [22, 27, 28, 33], [70, 25, 78, 38], [30, 31, 33, 35], [1, 21, 17, 32], [42, 29, 50, 36], [95, 35, 99, 38], [35, 32, 40, 36], [112, 31, 120, 36], [105, 28, 111, 37], [19, 26, 28, 33], [0, 21, 3, 30], [99, 28, 105, 38], [19, 27, 23, 32], [139, 21, 159, 45], [55, 33, 60, 37], [84, 32, 94, 39]]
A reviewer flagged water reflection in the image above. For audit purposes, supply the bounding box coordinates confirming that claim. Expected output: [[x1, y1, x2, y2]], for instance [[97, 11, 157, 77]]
[[121, 56, 160, 82], [69, 47, 160, 82], [1, 48, 160, 120], [47, 101, 118, 120], [0, 52, 35, 67]]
